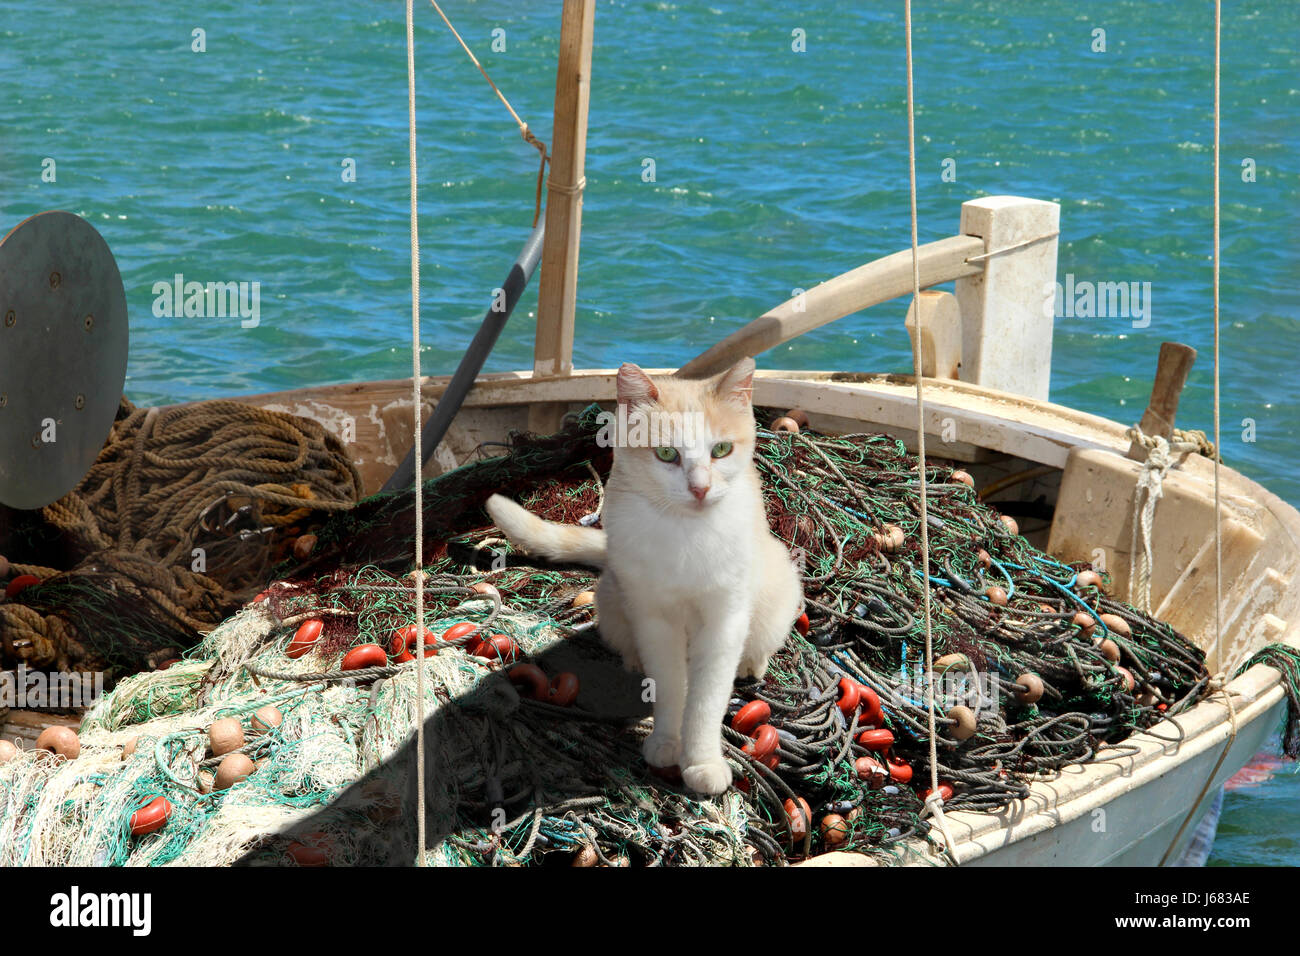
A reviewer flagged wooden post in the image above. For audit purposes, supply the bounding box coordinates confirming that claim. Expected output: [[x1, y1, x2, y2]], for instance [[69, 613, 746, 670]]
[[904, 290, 962, 380], [1126, 342, 1197, 460], [530, 0, 595, 432], [954, 196, 1060, 400]]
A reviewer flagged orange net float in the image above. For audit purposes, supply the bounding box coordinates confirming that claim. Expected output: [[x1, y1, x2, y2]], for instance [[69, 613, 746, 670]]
[[886, 754, 913, 784], [920, 782, 955, 802], [840, 679, 884, 726], [389, 624, 438, 663], [857, 728, 894, 752], [508, 663, 549, 700], [783, 797, 812, 839], [794, 612, 810, 636], [730, 700, 771, 736], [547, 672, 580, 707], [4, 574, 40, 599], [286, 619, 323, 659], [469, 634, 519, 664], [438, 620, 479, 652], [341, 643, 388, 671], [835, 677, 861, 716], [742, 724, 780, 761], [128, 796, 172, 836], [286, 833, 330, 867], [854, 755, 887, 789], [819, 813, 849, 846]]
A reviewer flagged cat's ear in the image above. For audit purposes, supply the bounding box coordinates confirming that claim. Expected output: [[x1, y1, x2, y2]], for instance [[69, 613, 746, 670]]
[[617, 363, 659, 407], [713, 357, 755, 407]]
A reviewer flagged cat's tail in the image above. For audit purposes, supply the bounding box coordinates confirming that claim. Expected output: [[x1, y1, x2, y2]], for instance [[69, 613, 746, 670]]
[[485, 494, 607, 568]]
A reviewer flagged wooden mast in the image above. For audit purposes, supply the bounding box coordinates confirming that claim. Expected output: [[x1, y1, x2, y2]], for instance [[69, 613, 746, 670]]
[[530, 0, 596, 431]]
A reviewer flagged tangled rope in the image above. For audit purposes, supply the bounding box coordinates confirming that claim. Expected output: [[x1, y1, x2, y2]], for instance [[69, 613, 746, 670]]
[[1124, 424, 1217, 614], [0, 398, 362, 677]]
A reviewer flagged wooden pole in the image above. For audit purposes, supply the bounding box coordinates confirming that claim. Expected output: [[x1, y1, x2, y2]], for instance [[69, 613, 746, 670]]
[[1126, 341, 1198, 460], [530, 0, 595, 431]]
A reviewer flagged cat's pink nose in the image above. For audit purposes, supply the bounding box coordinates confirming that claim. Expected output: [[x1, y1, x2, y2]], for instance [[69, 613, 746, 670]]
[[690, 483, 710, 502]]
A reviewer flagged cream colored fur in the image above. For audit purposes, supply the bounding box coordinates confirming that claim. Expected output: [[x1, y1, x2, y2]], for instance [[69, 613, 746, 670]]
[[486, 358, 803, 795]]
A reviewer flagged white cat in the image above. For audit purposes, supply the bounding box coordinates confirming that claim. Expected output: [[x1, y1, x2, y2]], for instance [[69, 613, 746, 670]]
[[486, 358, 803, 795]]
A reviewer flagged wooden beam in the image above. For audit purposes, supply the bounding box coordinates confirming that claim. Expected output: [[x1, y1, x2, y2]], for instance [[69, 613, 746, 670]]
[[677, 234, 983, 379], [533, 0, 596, 383], [1126, 341, 1197, 460]]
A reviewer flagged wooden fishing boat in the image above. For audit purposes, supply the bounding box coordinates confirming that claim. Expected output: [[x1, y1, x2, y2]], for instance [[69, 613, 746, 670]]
[[3, 2, 1292, 867], [199, 190, 1293, 867]]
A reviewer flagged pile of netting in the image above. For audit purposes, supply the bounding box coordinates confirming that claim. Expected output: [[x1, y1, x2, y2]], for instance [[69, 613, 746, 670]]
[[0, 398, 361, 680], [0, 405, 1213, 866]]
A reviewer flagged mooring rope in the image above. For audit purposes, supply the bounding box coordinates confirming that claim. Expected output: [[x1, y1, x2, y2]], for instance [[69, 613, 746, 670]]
[[404, 0, 428, 868], [902, 0, 958, 866]]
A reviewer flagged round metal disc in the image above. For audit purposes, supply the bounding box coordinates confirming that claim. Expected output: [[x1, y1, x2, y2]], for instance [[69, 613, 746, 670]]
[[0, 211, 129, 510]]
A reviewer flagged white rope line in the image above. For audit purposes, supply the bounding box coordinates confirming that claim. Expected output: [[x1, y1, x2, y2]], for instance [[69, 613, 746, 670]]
[[903, 0, 958, 866], [1159, 0, 1233, 867], [1212, 0, 1224, 680], [404, 0, 428, 868]]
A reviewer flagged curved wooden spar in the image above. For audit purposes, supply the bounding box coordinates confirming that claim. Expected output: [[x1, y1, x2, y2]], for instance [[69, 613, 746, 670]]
[[677, 234, 983, 379]]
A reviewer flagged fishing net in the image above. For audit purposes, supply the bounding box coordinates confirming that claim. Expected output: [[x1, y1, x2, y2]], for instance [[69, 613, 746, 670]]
[[0, 404, 1213, 866], [0, 398, 362, 681]]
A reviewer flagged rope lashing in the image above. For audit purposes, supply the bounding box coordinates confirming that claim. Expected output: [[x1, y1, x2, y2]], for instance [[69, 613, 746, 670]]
[[427, 0, 550, 226]]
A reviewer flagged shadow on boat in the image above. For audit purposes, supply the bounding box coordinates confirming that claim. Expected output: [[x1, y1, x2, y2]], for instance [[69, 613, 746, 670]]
[[232, 625, 655, 867]]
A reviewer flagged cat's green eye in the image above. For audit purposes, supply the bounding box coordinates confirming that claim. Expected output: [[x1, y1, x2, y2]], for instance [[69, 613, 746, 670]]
[[711, 441, 734, 459], [654, 446, 680, 464]]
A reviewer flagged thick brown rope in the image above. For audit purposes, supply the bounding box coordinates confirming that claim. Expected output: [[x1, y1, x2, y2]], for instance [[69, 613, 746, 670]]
[[2, 398, 362, 672]]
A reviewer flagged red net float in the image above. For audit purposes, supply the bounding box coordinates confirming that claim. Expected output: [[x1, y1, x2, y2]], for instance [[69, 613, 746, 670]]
[[440, 620, 480, 650], [742, 724, 779, 761], [887, 755, 913, 784], [129, 796, 172, 836], [794, 612, 810, 636], [4, 574, 39, 599], [341, 643, 388, 671], [548, 672, 580, 707], [857, 728, 894, 752], [783, 797, 812, 839], [508, 663, 549, 700], [836, 678, 861, 716], [920, 782, 955, 802], [286, 619, 323, 659], [287, 833, 329, 867], [470, 634, 518, 664], [389, 624, 437, 663], [731, 700, 771, 735]]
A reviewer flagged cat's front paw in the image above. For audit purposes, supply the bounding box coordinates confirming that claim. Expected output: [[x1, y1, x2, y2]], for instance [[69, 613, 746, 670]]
[[642, 732, 680, 768], [681, 758, 732, 795]]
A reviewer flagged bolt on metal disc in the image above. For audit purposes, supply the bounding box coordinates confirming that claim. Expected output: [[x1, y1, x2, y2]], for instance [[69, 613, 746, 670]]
[[0, 211, 129, 510]]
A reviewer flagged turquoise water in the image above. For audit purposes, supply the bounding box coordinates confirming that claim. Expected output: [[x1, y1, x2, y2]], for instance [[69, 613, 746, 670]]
[[2, 1, 1297, 863]]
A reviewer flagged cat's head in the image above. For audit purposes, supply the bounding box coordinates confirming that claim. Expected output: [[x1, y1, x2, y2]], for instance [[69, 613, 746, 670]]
[[609, 358, 756, 511]]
